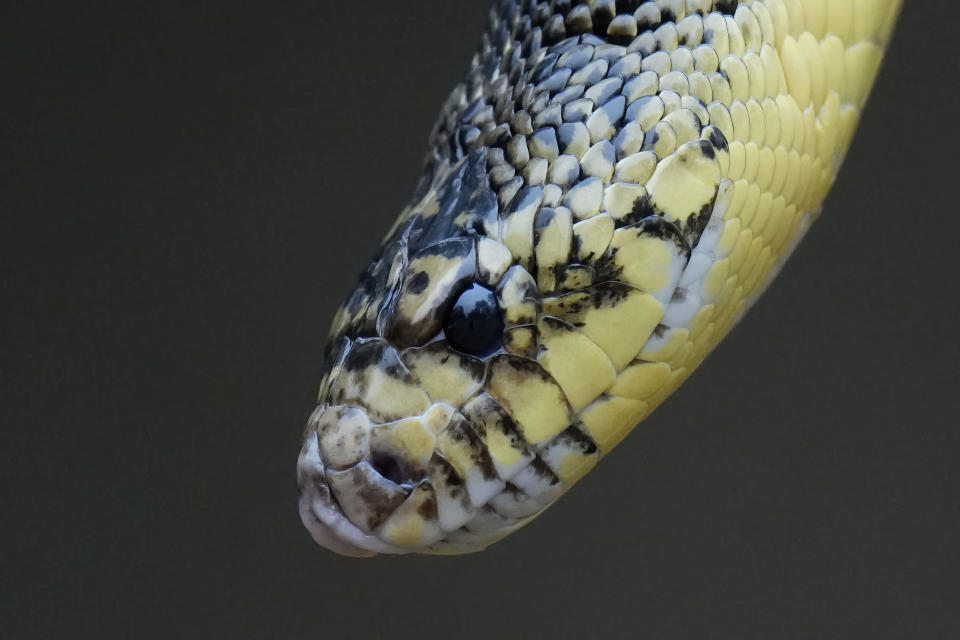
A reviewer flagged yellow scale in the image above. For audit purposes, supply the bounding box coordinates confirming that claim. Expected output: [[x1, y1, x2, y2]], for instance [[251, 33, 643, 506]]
[[515, 0, 902, 490]]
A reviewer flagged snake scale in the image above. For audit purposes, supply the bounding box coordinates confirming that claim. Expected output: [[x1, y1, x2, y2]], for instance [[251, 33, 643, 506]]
[[297, 0, 901, 556]]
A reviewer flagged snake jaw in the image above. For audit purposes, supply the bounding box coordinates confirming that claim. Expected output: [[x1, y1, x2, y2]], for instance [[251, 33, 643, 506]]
[[300, 328, 567, 554]]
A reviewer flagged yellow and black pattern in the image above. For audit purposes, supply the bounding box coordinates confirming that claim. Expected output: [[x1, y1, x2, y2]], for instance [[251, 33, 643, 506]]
[[298, 0, 901, 556]]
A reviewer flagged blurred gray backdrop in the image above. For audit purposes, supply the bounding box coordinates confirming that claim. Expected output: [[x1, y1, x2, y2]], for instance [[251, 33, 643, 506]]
[[3, 1, 958, 638]]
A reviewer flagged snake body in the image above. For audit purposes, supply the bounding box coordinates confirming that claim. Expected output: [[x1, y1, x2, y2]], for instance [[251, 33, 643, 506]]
[[297, 0, 901, 556]]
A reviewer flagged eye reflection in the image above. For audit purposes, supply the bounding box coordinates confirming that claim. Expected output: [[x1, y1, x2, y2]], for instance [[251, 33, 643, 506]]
[[444, 283, 504, 357]]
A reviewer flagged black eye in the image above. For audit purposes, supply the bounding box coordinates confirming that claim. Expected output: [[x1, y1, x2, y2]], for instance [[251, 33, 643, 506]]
[[444, 283, 504, 357]]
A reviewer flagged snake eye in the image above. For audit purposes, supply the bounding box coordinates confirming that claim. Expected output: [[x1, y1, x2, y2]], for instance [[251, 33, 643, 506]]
[[444, 283, 503, 357]]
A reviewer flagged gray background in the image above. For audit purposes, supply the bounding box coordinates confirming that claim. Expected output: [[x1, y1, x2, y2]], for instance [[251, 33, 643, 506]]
[[3, 1, 959, 638]]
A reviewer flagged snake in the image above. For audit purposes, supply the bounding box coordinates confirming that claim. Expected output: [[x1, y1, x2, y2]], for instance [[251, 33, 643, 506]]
[[296, 0, 901, 556]]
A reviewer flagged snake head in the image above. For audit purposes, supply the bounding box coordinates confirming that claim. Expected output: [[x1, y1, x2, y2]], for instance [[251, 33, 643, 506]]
[[298, 152, 571, 555], [297, 147, 694, 555]]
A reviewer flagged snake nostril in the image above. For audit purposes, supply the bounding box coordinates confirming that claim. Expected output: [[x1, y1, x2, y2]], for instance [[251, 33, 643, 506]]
[[370, 452, 408, 486]]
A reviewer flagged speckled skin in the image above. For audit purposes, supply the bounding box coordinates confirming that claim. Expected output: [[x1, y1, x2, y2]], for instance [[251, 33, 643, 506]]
[[298, 0, 901, 556]]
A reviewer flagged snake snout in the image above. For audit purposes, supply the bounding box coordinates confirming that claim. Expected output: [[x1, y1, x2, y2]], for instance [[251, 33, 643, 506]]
[[297, 430, 377, 557]]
